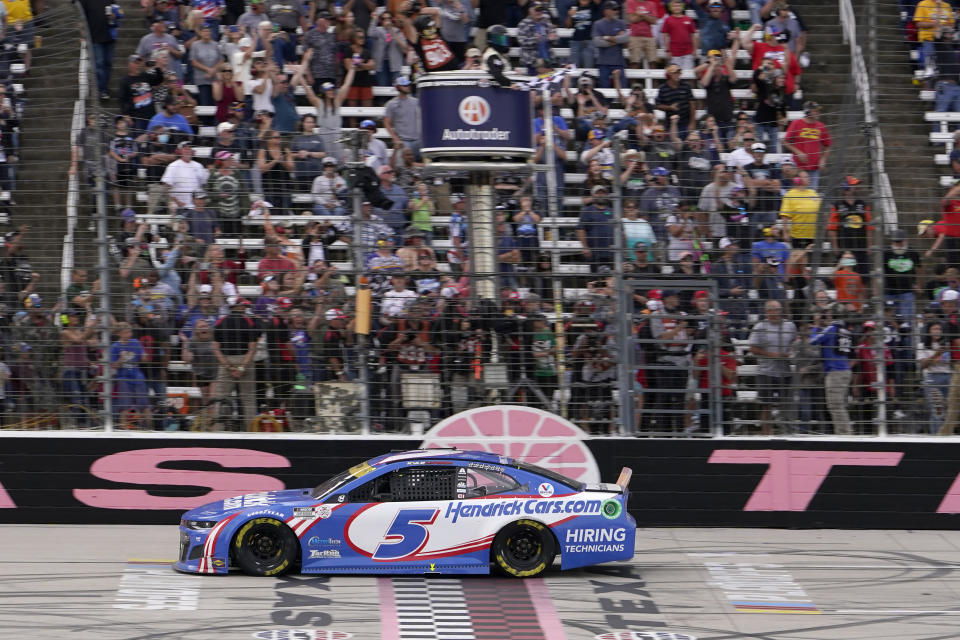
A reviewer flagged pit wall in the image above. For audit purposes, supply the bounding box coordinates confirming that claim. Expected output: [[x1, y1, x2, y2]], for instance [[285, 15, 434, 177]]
[[3, 436, 960, 528]]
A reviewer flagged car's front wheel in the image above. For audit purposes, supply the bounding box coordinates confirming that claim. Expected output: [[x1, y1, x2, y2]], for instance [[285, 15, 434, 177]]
[[492, 519, 555, 578], [233, 518, 299, 576]]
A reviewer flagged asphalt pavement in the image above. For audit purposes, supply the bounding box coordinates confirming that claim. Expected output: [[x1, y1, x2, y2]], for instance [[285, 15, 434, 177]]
[[3, 525, 960, 640]]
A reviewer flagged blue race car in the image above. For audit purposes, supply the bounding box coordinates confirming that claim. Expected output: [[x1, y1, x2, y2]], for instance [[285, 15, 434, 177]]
[[175, 449, 635, 577]]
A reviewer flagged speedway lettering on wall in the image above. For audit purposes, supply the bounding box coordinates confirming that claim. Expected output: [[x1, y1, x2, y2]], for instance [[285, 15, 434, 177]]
[[5, 430, 960, 527]]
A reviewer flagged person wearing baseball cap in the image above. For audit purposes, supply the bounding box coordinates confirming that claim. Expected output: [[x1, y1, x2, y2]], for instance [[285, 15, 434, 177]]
[[884, 228, 921, 321], [699, 0, 733, 59], [383, 75, 422, 158], [656, 58, 694, 140], [320, 308, 352, 381], [783, 99, 831, 189], [187, 191, 220, 245], [827, 175, 872, 274], [160, 138, 209, 212], [463, 47, 482, 69], [356, 119, 389, 170], [592, 0, 629, 88], [580, 123, 615, 177]]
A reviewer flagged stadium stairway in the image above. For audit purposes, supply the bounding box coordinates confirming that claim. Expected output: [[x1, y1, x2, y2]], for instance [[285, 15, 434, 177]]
[[14, 0, 89, 300], [873, 0, 940, 228], [788, 0, 882, 205]]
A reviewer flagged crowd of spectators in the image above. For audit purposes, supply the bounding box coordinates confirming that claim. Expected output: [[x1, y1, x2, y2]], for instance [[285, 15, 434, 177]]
[[14, 0, 946, 434]]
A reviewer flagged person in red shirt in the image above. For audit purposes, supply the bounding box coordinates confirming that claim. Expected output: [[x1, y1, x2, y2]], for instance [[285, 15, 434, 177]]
[[783, 101, 831, 189], [853, 321, 893, 432], [199, 244, 244, 291], [257, 239, 297, 282], [626, 0, 663, 68], [692, 333, 738, 434], [938, 182, 960, 238], [923, 194, 960, 272], [660, 0, 699, 69], [745, 25, 801, 95]]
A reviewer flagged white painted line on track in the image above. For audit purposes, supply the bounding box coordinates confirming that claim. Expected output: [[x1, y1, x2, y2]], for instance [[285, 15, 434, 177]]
[[835, 610, 960, 615]]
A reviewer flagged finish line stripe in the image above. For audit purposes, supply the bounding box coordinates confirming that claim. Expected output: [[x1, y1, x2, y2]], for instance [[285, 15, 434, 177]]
[[380, 575, 564, 639], [526, 578, 567, 640], [378, 578, 401, 640]]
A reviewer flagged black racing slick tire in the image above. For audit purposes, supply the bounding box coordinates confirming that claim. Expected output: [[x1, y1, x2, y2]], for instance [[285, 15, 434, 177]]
[[233, 518, 299, 576], [492, 519, 556, 578]]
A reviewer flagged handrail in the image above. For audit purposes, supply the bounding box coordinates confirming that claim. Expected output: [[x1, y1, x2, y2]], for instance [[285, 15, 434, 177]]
[[61, 41, 87, 296], [839, 0, 898, 228]]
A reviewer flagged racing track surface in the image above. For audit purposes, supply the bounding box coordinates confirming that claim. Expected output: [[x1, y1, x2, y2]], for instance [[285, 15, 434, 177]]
[[4, 526, 960, 640]]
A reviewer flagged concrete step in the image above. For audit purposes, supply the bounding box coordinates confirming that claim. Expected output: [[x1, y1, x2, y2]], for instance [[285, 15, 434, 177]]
[[13, 0, 89, 299]]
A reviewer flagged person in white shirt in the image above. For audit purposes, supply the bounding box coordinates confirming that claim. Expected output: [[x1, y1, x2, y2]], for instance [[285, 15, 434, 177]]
[[381, 274, 418, 316], [231, 36, 255, 87], [311, 157, 347, 214], [161, 142, 209, 211], [360, 120, 389, 170], [248, 55, 275, 114]]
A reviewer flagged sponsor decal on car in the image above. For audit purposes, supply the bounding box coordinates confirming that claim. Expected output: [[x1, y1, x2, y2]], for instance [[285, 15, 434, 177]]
[[293, 507, 317, 518], [538, 482, 555, 497], [307, 537, 342, 547], [467, 462, 503, 472], [348, 462, 375, 478], [601, 499, 623, 520], [309, 549, 341, 559], [248, 509, 286, 519], [564, 528, 628, 554], [444, 498, 602, 523], [224, 492, 275, 510]]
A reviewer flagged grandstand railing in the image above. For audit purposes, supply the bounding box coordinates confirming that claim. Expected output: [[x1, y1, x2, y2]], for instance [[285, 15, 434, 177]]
[[2, 0, 951, 439], [841, 0, 898, 230]]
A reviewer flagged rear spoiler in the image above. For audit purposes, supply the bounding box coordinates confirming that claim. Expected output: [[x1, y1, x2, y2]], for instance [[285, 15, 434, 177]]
[[616, 467, 632, 491], [583, 467, 633, 495]]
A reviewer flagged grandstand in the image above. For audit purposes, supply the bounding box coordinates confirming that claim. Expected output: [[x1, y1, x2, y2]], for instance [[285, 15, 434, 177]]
[[0, 0, 956, 437]]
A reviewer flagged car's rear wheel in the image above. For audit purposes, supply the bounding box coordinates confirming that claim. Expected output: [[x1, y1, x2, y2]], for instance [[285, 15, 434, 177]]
[[492, 519, 555, 578], [233, 518, 299, 576]]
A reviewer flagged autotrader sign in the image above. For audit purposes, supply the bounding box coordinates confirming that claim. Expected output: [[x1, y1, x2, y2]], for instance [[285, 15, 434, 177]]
[[418, 74, 534, 158]]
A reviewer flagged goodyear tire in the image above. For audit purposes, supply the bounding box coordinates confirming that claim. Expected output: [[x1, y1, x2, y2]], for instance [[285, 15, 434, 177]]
[[492, 519, 555, 578], [233, 518, 299, 576]]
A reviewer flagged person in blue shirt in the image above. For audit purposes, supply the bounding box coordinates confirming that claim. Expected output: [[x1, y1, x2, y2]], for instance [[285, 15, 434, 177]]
[[577, 183, 615, 272], [750, 226, 791, 278], [533, 97, 571, 213], [147, 94, 195, 135], [697, 1, 731, 55], [809, 314, 854, 435], [711, 237, 751, 337], [110, 322, 151, 424], [591, 1, 629, 87]]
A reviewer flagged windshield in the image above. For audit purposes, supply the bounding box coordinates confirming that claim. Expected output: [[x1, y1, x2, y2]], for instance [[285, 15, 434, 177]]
[[513, 461, 583, 491], [311, 469, 354, 500]]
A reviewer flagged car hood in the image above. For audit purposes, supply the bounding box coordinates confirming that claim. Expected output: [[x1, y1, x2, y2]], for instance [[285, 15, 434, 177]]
[[181, 488, 313, 521]]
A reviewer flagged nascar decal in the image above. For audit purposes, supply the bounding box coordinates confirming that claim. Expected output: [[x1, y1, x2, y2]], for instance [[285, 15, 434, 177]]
[[287, 503, 343, 539]]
